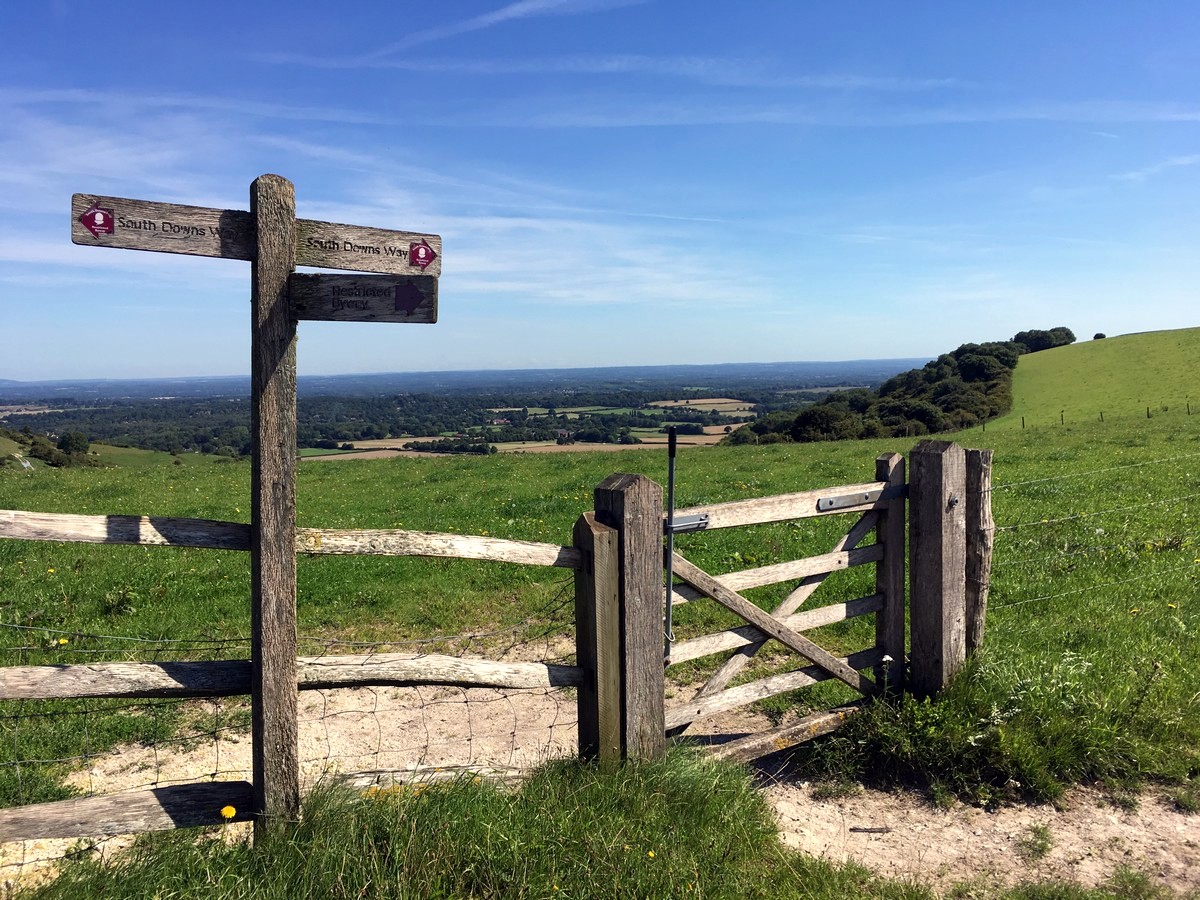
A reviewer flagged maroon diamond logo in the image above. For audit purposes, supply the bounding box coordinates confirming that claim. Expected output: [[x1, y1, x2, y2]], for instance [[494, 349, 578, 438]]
[[409, 239, 436, 270]]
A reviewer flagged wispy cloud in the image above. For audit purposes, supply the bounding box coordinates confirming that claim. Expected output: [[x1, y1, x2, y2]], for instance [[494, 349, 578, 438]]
[[1113, 154, 1200, 182], [263, 51, 966, 92], [352, 0, 644, 61]]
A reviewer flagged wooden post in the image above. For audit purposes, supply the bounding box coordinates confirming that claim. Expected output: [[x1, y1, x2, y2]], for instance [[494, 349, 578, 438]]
[[573, 512, 621, 765], [594, 474, 665, 761], [250, 174, 300, 830], [965, 449, 994, 654], [908, 441, 967, 698], [874, 453, 906, 692]]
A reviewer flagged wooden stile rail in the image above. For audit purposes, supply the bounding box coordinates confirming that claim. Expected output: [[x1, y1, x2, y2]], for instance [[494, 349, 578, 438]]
[[0, 510, 581, 570], [1, 654, 585, 701]]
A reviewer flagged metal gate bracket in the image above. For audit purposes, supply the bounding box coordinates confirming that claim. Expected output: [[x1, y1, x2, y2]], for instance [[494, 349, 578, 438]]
[[816, 484, 907, 513], [665, 513, 709, 534]]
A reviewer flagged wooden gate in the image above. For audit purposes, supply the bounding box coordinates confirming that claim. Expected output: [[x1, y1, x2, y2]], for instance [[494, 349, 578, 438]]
[[661, 453, 907, 761]]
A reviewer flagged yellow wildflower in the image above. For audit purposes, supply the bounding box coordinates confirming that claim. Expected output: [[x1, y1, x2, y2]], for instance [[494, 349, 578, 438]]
[[58, 638, 69, 645], [647, 850, 655, 859], [220, 805, 236, 820]]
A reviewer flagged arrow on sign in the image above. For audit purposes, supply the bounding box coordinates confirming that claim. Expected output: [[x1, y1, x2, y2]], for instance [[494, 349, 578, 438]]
[[394, 281, 426, 315], [78, 203, 115, 238]]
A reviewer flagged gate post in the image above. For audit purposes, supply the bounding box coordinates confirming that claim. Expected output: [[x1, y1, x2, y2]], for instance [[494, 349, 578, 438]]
[[250, 175, 300, 831], [593, 474, 665, 761], [574, 512, 621, 765], [908, 441, 967, 697]]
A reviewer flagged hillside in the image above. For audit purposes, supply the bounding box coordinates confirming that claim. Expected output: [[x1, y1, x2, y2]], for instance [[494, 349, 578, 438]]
[[1005, 326, 1199, 424]]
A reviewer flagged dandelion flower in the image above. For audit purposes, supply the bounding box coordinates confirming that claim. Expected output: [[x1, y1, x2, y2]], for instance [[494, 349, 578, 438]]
[[58, 638, 69, 645], [220, 805, 236, 820], [47, 568, 55, 574], [647, 850, 655, 859]]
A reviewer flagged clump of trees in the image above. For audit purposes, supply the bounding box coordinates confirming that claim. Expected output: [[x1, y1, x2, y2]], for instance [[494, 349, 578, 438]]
[[0, 426, 96, 468], [730, 327, 1075, 444], [402, 437, 496, 455]]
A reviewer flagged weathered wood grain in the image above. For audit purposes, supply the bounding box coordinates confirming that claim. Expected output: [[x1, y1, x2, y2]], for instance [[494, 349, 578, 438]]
[[704, 703, 864, 762], [0, 509, 250, 549], [669, 539, 882, 604], [875, 453, 907, 692], [0, 781, 253, 843], [668, 594, 884, 665], [908, 440, 967, 698], [250, 173, 300, 829], [0, 655, 582, 701], [670, 554, 879, 697], [672, 480, 888, 530], [0, 511, 581, 569], [71, 193, 255, 260], [297, 654, 584, 691], [664, 649, 880, 728], [71, 193, 443, 276], [295, 219, 442, 277], [573, 512, 622, 764], [674, 513, 880, 734], [595, 474, 665, 761], [298, 528, 581, 568], [289, 274, 437, 323], [965, 448, 994, 655]]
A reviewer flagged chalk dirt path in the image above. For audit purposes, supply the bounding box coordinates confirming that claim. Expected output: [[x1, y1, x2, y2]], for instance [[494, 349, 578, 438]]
[[3, 692, 1197, 896]]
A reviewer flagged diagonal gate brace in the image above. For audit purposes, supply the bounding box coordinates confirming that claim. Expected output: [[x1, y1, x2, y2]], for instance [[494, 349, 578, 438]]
[[669, 553, 879, 698]]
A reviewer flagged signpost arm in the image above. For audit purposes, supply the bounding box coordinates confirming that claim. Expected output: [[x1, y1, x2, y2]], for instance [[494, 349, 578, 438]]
[[249, 174, 300, 833]]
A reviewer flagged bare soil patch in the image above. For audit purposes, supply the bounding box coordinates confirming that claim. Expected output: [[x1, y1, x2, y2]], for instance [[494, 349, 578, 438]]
[[766, 779, 1199, 895]]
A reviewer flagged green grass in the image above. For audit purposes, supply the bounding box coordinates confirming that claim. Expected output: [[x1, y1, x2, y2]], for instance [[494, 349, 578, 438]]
[[999, 326, 1200, 428], [15, 752, 1184, 900]]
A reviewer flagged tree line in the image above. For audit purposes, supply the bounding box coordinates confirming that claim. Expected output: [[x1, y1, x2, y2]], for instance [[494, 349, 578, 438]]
[[726, 327, 1076, 444]]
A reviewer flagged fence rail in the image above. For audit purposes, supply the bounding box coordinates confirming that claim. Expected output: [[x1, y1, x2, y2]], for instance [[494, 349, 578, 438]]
[[1, 655, 585, 701], [0, 509, 581, 569]]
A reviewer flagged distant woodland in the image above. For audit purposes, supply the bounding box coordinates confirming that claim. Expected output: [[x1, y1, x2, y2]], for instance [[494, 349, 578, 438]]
[[729, 327, 1076, 444]]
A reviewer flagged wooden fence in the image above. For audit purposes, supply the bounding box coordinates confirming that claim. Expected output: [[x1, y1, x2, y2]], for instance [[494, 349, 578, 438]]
[[0, 439, 991, 845]]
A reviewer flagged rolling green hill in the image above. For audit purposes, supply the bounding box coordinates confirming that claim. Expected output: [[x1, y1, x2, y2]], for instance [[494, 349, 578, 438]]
[[1003, 326, 1199, 426]]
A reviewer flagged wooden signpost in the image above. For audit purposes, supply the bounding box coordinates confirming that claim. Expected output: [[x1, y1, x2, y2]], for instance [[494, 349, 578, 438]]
[[72, 193, 443, 277], [71, 175, 442, 833]]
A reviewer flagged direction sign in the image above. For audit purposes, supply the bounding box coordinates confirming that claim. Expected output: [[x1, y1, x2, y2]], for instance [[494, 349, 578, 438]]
[[288, 274, 437, 323], [71, 194, 442, 277]]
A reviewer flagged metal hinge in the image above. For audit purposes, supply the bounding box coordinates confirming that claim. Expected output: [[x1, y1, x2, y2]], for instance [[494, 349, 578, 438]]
[[816, 483, 908, 513]]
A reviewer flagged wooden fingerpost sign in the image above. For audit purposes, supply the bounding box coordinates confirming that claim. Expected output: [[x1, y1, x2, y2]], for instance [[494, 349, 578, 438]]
[[72, 177, 443, 835]]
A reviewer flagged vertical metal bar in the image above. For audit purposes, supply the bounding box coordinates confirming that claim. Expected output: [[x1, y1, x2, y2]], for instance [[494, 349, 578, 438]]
[[664, 426, 677, 659]]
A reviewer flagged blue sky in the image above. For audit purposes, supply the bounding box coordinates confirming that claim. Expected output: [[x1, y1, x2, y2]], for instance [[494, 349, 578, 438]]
[[2, 1, 1198, 380]]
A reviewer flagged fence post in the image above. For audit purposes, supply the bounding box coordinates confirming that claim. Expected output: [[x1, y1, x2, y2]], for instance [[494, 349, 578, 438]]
[[574, 512, 621, 765], [874, 453, 906, 693], [965, 449, 994, 654], [593, 474, 665, 761], [249, 174, 300, 832], [908, 440, 967, 698]]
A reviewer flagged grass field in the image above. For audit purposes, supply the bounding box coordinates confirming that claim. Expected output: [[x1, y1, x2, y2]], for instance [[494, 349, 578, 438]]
[[1001, 326, 1200, 428], [2, 329, 1199, 895]]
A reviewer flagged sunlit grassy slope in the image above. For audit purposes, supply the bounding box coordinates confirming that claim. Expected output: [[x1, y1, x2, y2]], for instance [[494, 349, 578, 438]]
[[999, 326, 1199, 427]]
